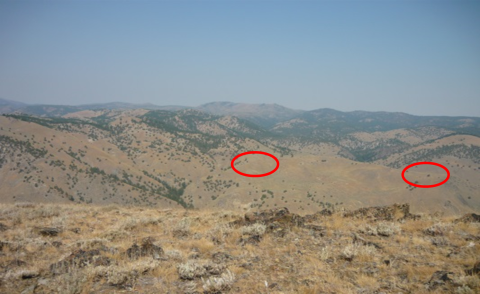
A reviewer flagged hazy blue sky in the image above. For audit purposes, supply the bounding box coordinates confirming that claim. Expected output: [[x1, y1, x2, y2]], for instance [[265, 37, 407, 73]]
[[1, 0, 479, 116]]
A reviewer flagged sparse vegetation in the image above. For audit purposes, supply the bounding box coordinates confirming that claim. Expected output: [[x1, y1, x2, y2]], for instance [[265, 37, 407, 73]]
[[0, 203, 478, 293], [1, 106, 480, 293]]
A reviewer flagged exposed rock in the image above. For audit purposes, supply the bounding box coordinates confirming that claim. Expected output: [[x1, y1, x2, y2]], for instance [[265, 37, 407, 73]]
[[430, 237, 448, 247], [239, 235, 262, 246], [464, 234, 480, 241], [236, 207, 304, 229], [447, 248, 462, 258], [126, 244, 142, 259], [245, 207, 290, 223], [126, 237, 164, 260], [301, 279, 314, 286], [239, 262, 253, 269], [318, 208, 334, 216], [302, 209, 333, 222], [35, 227, 62, 237], [70, 227, 81, 234], [52, 241, 62, 248], [212, 252, 234, 264], [271, 212, 305, 228], [268, 282, 279, 289], [465, 261, 480, 275], [172, 229, 190, 239], [344, 203, 419, 221], [50, 249, 111, 274], [21, 270, 39, 279], [266, 222, 287, 237], [304, 224, 326, 237], [424, 224, 450, 236], [426, 271, 455, 290], [232, 207, 310, 242], [204, 262, 226, 275], [455, 213, 480, 223], [0, 222, 8, 232]]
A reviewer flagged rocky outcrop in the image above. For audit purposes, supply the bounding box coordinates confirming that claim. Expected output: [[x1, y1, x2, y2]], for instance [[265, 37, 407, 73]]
[[233, 207, 304, 228], [244, 207, 291, 223], [343, 203, 420, 221], [426, 271, 455, 290], [126, 237, 164, 260], [238, 234, 262, 246], [0, 222, 8, 232], [455, 213, 480, 223], [50, 249, 111, 275], [302, 209, 333, 222], [34, 227, 62, 237], [465, 261, 480, 275], [232, 207, 309, 241], [231, 207, 328, 244]]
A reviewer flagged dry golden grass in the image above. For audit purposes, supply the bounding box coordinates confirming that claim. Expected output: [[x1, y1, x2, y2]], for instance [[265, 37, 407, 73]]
[[4, 113, 479, 221], [0, 203, 479, 294], [356, 274, 380, 291]]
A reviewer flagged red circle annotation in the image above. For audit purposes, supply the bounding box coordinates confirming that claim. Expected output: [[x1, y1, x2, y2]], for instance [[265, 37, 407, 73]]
[[231, 151, 279, 178], [401, 162, 450, 188]]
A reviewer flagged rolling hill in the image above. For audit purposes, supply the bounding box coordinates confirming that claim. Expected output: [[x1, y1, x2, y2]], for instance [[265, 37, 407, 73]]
[[197, 101, 303, 128], [1, 102, 479, 216]]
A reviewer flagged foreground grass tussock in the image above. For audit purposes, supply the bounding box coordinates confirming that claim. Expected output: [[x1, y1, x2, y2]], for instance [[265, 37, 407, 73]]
[[0, 203, 479, 294]]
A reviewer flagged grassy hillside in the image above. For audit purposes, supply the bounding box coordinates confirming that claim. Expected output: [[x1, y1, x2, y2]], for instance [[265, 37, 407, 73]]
[[1, 110, 479, 216]]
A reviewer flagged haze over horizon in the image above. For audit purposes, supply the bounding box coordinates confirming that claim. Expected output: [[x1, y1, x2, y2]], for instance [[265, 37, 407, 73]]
[[1, 0, 479, 116]]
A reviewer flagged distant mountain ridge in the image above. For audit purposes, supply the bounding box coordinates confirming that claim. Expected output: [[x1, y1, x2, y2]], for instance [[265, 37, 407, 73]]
[[2, 98, 479, 130], [0, 98, 27, 113], [272, 108, 480, 140], [197, 101, 303, 127], [0, 98, 27, 107], [4, 101, 188, 116], [2, 98, 480, 163]]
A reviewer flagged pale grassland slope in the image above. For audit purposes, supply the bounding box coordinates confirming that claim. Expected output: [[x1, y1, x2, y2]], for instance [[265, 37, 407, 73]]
[[1, 112, 479, 216]]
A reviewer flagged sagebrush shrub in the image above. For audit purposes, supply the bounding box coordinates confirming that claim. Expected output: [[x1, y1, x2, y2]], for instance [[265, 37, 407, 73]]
[[202, 269, 235, 293], [178, 260, 206, 280], [241, 223, 266, 236]]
